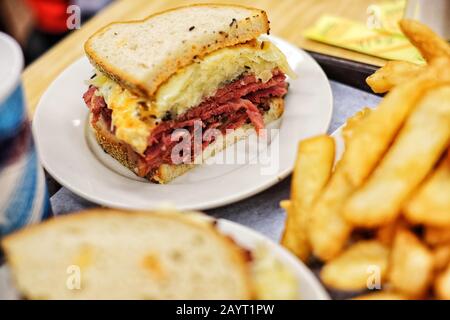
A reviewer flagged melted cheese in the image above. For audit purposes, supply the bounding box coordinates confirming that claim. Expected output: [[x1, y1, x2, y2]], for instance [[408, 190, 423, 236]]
[[90, 40, 294, 154], [92, 74, 153, 154], [155, 40, 294, 117]]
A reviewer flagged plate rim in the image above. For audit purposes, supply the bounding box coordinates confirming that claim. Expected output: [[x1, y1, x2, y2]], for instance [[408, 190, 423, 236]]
[[218, 218, 330, 300]]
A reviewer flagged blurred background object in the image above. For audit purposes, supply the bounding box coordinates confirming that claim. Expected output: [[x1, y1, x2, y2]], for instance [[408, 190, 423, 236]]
[[0, 0, 34, 47], [1, 0, 446, 114], [366, 0, 405, 35], [0, 0, 112, 65], [24, 0, 70, 64], [404, 0, 450, 40], [0, 32, 52, 236]]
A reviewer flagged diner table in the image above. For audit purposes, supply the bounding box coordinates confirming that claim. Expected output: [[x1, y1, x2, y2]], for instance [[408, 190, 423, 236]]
[[10, 0, 394, 237], [20, 0, 384, 241], [1, 0, 389, 299], [23, 0, 386, 115]]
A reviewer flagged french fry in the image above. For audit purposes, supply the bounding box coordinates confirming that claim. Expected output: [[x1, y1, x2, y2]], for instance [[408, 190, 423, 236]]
[[424, 227, 450, 246], [352, 291, 409, 300], [320, 240, 389, 291], [281, 136, 335, 261], [399, 19, 450, 62], [282, 19, 450, 300], [307, 107, 373, 260], [366, 61, 426, 93], [341, 58, 449, 188], [281, 200, 311, 261], [290, 136, 335, 208], [341, 78, 436, 187], [388, 229, 434, 298], [435, 265, 450, 299], [342, 108, 371, 145], [344, 85, 450, 227], [432, 244, 450, 272], [307, 162, 353, 261], [376, 219, 408, 247], [404, 157, 450, 227]]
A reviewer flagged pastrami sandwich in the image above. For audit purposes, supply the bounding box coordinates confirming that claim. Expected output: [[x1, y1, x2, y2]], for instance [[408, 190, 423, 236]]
[[83, 4, 294, 183]]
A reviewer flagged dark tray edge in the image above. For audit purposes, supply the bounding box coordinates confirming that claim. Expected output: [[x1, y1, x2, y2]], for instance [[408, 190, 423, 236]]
[[306, 51, 381, 94]]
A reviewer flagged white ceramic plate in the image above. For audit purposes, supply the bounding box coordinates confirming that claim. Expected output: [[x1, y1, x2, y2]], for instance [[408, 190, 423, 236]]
[[0, 215, 329, 300], [218, 218, 329, 300], [33, 36, 333, 210]]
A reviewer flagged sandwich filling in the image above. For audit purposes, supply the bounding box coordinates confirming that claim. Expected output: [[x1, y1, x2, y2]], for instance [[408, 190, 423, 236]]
[[83, 40, 292, 179]]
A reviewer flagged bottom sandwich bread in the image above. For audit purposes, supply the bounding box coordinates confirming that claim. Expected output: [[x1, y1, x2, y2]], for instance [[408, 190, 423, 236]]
[[1, 209, 298, 300]]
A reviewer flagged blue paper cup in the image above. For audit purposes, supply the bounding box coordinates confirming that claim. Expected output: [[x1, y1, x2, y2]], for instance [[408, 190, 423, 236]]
[[0, 33, 52, 236]]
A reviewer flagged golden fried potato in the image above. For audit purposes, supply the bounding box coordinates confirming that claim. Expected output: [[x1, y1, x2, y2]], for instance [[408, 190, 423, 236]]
[[426, 57, 450, 82], [425, 227, 450, 246], [290, 136, 335, 207], [376, 219, 408, 247], [281, 136, 335, 261], [342, 53, 450, 188], [432, 244, 450, 271], [307, 162, 353, 261], [281, 200, 310, 261], [366, 61, 426, 93], [342, 108, 372, 145], [404, 157, 450, 227], [435, 265, 450, 299], [388, 229, 434, 297], [320, 240, 389, 291], [344, 85, 450, 228], [352, 291, 409, 300], [399, 19, 450, 62]]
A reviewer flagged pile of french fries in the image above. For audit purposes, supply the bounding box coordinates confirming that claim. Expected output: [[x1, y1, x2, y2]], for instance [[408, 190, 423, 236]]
[[281, 19, 450, 300]]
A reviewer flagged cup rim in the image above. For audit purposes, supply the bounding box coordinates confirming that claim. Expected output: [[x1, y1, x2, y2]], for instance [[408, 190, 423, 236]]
[[0, 33, 24, 104]]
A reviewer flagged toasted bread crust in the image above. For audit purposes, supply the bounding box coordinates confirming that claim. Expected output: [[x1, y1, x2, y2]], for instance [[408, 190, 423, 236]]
[[91, 117, 141, 176], [84, 4, 270, 98], [91, 97, 284, 183]]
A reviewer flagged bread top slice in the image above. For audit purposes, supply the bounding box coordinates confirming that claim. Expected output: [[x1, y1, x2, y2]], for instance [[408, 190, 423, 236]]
[[1, 210, 254, 299], [85, 4, 270, 99]]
